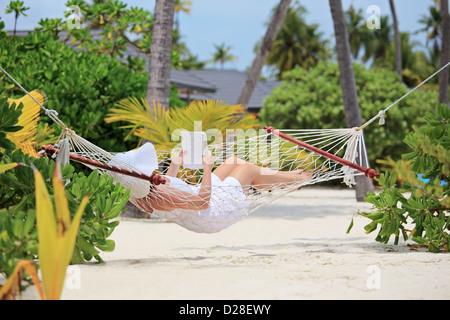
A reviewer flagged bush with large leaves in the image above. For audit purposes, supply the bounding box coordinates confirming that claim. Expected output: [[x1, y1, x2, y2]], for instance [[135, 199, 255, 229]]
[[348, 104, 449, 252]]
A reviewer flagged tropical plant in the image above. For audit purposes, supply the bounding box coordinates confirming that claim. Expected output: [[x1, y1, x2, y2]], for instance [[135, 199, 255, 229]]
[[418, 5, 442, 59], [0, 31, 148, 152], [105, 98, 260, 152], [345, 5, 375, 63], [0, 17, 8, 39], [34, 164, 89, 300], [5, 90, 49, 157], [211, 43, 238, 70], [368, 15, 393, 65], [266, 2, 330, 79], [62, 0, 154, 59], [0, 162, 89, 300], [0, 95, 129, 285], [4, 0, 29, 37], [174, 0, 192, 30], [348, 104, 449, 253], [0, 260, 43, 300]]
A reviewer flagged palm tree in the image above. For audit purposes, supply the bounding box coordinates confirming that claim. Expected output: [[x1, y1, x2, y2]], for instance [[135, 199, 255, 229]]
[[4, 0, 29, 36], [438, 0, 449, 106], [105, 98, 259, 151], [389, 0, 403, 79], [211, 43, 238, 69], [329, 0, 373, 201], [174, 0, 192, 30], [345, 5, 374, 62], [147, 0, 176, 111], [418, 5, 442, 59], [237, 0, 292, 109], [266, 3, 330, 79], [369, 16, 394, 64]]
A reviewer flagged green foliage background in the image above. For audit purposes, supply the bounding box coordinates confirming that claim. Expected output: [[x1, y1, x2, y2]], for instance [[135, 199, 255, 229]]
[[0, 30, 185, 152], [260, 61, 439, 167]]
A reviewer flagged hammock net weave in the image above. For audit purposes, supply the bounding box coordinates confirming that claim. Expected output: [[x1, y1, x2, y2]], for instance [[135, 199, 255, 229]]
[[41, 124, 374, 233], [2, 62, 449, 233]]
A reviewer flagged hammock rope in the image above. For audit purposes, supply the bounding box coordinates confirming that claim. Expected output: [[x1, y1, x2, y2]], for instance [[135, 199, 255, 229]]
[[1, 61, 449, 233], [358, 61, 450, 130]]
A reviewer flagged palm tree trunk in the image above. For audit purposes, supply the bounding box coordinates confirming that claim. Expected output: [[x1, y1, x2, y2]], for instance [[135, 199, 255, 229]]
[[125, 0, 175, 219], [146, 0, 176, 112], [13, 14, 18, 36], [389, 0, 403, 80], [237, 0, 292, 109], [329, 0, 374, 201], [439, 0, 449, 107]]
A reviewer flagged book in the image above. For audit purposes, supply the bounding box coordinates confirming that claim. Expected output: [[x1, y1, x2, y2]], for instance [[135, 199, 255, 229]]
[[180, 131, 208, 170]]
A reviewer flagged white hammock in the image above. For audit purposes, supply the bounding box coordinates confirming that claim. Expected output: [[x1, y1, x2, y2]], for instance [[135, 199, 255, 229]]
[[39, 125, 374, 233], [1, 62, 449, 233]]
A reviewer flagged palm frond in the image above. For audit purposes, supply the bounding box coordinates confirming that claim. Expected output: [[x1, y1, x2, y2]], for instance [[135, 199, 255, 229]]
[[7, 90, 46, 156], [105, 98, 260, 151]]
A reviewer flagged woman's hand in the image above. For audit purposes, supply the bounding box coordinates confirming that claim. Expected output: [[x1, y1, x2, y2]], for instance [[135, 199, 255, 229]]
[[166, 149, 185, 177], [172, 149, 185, 166], [202, 151, 215, 171]]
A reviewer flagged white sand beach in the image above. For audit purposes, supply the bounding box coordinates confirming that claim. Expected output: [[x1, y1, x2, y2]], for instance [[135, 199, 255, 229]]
[[24, 187, 450, 300]]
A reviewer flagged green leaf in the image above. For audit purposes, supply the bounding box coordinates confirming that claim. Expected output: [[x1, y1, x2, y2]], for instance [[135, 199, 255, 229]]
[[346, 216, 354, 234]]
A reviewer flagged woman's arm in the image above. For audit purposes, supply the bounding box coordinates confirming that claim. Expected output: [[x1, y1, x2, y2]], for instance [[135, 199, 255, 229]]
[[166, 149, 184, 177], [154, 152, 216, 211], [196, 151, 215, 207]]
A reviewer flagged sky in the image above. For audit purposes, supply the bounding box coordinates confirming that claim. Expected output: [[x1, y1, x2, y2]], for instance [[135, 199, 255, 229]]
[[0, 0, 435, 72]]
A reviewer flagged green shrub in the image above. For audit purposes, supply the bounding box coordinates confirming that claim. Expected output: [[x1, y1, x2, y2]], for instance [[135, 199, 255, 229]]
[[0, 31, 185, 152], [0, 31, 145, 152], [260, 61, 439, 167], [348, 104, 449, 252]]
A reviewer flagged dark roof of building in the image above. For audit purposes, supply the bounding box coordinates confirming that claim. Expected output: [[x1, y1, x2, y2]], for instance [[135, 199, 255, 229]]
[[171, 69, 280, 110]]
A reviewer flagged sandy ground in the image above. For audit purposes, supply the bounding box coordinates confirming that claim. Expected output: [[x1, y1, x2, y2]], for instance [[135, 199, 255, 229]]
[[23, 187, 450, 300]]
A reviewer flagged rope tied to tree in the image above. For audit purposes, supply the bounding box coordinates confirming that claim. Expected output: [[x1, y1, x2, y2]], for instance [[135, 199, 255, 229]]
[[358, 60, 450, 130]]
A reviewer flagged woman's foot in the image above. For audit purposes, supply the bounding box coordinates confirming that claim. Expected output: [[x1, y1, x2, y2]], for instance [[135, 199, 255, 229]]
[[279, 168, 312, 182], [288, 169, 313, 182]]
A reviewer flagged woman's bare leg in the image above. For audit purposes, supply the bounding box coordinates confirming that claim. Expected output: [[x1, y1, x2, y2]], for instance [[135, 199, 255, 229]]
[[212, 156, 247, 181], [222, 160, 312, 192]]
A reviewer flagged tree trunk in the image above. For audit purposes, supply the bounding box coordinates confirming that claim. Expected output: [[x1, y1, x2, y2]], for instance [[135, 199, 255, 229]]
[[329, 0, 374, 201], [124, 0, 175, 219], [389, 0, 403, 80], [236, 0, 292, 109], [146, 0, 176, 111], [439, 0, 450, 107]]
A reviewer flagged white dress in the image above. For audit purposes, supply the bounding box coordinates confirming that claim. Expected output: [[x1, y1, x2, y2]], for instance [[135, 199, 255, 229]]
[[108, 143, 251, 233], [152, 174, 251, 233]]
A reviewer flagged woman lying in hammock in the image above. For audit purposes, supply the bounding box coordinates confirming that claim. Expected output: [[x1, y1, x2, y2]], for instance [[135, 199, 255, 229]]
[[129, 147, 312, 233]]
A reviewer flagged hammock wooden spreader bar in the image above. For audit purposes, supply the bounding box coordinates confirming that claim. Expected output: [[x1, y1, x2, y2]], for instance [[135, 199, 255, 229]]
[[41, 144, 167, 185], [264, 126, 379, 179]]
